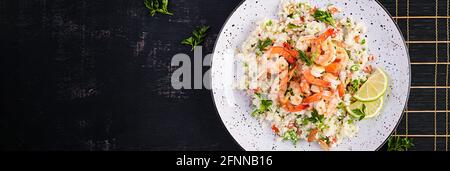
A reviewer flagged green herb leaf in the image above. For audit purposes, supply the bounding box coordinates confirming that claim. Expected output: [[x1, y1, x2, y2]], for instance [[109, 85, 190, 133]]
[[337, 102, 345, 111], [350, 64, 360, 72], [311, 48, 320, 62], [361, 39, 366, 45], [285, 88, 294, 96], [251, 94, 273, 117], [345, 49, 352, 58], [387, 137, 414, 151], [347, 119, 354, 124], [181, 26, 210, 51], [287, 23, 301, 29], [283, 130, 299, 144], [144, 0, 173, 16], [313, 9, 335, 26], [257, 38, 273, 53], [351, 104, 366, 120], [308, 109, 324, 123], [298, 50, 313, 66], [349, 79, 361, 93], [266, 20, 273, 26]]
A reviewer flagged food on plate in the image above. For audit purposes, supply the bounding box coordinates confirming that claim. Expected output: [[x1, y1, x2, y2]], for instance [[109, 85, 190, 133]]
[[235, 1, 388, 150]]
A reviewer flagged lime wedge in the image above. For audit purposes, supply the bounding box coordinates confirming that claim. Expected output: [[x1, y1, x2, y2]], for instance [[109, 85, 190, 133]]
[[346, 96, 384, 119], [353, 68, 388, 102]]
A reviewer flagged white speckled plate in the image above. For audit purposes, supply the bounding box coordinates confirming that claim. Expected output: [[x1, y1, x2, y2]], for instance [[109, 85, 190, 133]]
[[211, 0, 410, 151]]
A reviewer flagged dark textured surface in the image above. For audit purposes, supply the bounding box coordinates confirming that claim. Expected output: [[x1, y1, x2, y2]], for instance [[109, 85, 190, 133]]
[[0, 0, 448, 151]]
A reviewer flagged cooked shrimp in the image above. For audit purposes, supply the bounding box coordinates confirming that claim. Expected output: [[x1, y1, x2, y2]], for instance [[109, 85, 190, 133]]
[[274, 57, 289, 73], [269, 46, 298, 64], [314, 39, 337, 66], [303, 93, 323, 103], [321, 91, 334, 101], [277, 64, 299, 107], [300, 78, 311, 96], [326, 97, 339, 116], [277, 70, 290, 105], [325, 62, 342, 75], [310, 85, 321, 93], [335, 46, 349, 64], [286, 103, 309, 112], [288, 82, 303, 106], [303, 69, 331, 87]]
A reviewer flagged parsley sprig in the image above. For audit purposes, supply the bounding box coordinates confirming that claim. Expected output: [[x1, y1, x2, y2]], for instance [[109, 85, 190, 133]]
[[387, 137, 414, 151], [181, 26, 210, 51], [251, 93, 273, 117], [298, 50, 313, 66], [309, 109, 325, 123], [283, 130, 299, 144], [144, 0, 173, 16], [313, 9, 335, 26], [351, 104, 366, 120], [256, 38, 273, 54], [349, 79, 361, 93]]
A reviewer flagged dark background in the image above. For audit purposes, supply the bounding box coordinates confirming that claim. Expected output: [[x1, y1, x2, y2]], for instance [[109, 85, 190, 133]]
[[0, 0, 448, 151]]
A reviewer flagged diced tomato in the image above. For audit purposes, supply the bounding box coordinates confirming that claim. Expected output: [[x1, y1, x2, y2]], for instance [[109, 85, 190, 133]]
[[354, 35, 360, 43], [271, 125, 280, 133], [308, 129, 318, 142], [338, 83, 345, 97]]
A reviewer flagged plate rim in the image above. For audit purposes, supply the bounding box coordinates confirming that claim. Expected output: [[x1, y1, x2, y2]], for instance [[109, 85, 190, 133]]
[[210, 0, 411, 151]]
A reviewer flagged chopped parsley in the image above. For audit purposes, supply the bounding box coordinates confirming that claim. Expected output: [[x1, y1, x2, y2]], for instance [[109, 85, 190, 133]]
[[298, 50, 313, 66], [285, 88, 294, 96], [345, 49, 352, 58], [251, 94, 273, 117], [337, 102, 345, 111], [349, 79, 361, 93], [347, 118, 355, 124], [313, 9, 335, 26], [308, 109, 325, 123], [311, 49, 319, 62], [287, 23, 301, 29], [361, 39, 366, 45], [350, 64, 360, 72], [256, 38, 273, 53], [320, 136, 331, 144], [283, 130, 299, 144]]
